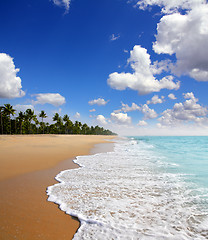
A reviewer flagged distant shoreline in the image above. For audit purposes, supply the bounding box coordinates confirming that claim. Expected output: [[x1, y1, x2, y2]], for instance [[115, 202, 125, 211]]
[[0, 134, 115, 240]]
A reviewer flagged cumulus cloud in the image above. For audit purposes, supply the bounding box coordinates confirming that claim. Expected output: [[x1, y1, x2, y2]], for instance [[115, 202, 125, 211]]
[[88, 98, 108, 106], [183, 92, 195, 100], [114, 102, 157, 119], [138, 120, 148, 126], [140, 104, 158, 119], [107, 45, 180, 95], [134, 1, 208, 82], [33, 93, 66, 106], [89, 109, 96, 112], [114, 103, 157, 119], [96, 115, 107, 125], [150, 60, 171, 75], [52, 0, 71, 13], [111, 112, 131, 125], [168, 93, 177, 100], [147, 95, 164, 104], [158, 92, 208, 126], [0, 53, 25, 99], [152, 3, 208, 81], [136, 0, 206, 13], [115, 102, 141, 113]]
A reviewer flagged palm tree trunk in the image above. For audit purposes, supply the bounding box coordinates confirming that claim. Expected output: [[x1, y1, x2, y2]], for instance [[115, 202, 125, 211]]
[[9, 115, 11, 134], [29, 121, 32, 134], [42, 118, 44, 134], [1, 112, 3, 134]]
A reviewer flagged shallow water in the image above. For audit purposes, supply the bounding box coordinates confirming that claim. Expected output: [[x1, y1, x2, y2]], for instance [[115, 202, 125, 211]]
[[47, 136, 208, 239]]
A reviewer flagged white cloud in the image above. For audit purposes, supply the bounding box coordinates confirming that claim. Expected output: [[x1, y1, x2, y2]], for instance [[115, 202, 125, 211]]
[[111, 112, 131, 125], [107, 96, 208, 135], [0, 53, 25, 99], [89, 109, 96, 112], [96, 115, 107, 125], [52, 0, 71, 13], [110, 34, 120, 41], [114, 102, 157, 119], [107, 45, 180, 95], [33, 93, 66, 106], [153, 4, 208, 81], [136, 0, 205, 13], [135, 1, 208, 82], [158, 92, 208, 126], [168, 93, 177, 100], [116, 102, 141, 113], [74, 112, 80, 118], [140, 104, 158, 119], [147, 95, 164, 104], [150, 60, 171, 75], [194, 117, 208, 127], [88, 98, 108, 106], [138, 120, 148, 126], [183, 92, 195, 100]]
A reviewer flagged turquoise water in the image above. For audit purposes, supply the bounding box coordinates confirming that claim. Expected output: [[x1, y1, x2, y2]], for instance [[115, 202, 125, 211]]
[[133, 136, 208, 188], [48, 136, 208, 239]]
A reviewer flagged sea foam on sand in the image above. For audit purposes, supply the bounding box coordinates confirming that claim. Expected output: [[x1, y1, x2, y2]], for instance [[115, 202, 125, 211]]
[[47, 138, 208, 239]]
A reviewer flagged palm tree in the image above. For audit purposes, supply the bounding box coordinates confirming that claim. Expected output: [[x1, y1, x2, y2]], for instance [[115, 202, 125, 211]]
[[25, 109, 36, 134], [53, 113, 62, 133], [53, 113, 60, 123], [90, 126, 95, 135], [81, 123, 89, 135], [46, 122, 49, 134], [0, 106, 5, 134], [63, 114, 69, 133], [63, 114, 69, 122], [3, 104, 16, 134], [73, 121, 81, 134], [33, 116, 39, 134], [63, 115, 74, 134], [17, 111, 25, 134], [39, 110, 47, 134], [0, 103, 117, 136]]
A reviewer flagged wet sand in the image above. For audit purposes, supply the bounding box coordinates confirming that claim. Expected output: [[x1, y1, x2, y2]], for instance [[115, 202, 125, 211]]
[[0, 135, 115, 240]]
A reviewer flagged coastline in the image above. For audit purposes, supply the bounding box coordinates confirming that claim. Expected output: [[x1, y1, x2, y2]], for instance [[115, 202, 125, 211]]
[[0, 135, 115, 240]]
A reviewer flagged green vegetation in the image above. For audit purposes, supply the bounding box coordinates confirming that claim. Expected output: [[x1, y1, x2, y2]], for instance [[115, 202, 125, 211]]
[[0, 104, 116, 135]]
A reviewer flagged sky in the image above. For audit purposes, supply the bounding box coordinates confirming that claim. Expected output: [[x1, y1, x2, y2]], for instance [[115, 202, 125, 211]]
[[0, 0, 208, 136]]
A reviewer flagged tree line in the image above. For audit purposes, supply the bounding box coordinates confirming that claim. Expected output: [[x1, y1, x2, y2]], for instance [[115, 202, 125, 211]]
[[0, 104, 116, 135]]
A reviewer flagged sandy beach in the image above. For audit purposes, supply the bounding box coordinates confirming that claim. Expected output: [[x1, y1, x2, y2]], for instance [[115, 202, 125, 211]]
[[0, 135, 115, 240]]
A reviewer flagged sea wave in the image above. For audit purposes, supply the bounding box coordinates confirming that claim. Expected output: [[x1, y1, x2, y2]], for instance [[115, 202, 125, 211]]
[[47, 138, 208, 239]]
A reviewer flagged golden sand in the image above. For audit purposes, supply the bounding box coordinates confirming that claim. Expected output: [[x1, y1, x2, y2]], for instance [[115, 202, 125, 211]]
[[0, 135, 115, 240]]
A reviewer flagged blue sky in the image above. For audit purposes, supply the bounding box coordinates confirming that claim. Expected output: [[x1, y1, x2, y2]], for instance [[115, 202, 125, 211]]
[[0, 0, 208, 135]]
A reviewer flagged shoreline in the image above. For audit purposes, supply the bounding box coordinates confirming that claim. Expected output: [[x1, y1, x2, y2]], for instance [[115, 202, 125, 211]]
[[0, 135, 115, 240]]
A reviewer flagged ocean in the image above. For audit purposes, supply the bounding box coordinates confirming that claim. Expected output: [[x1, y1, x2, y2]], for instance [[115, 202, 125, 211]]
[[47, 136, 208, 239]]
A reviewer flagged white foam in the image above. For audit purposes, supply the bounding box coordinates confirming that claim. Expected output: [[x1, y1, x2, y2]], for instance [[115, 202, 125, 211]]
[[47, 138, 208, 239]]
